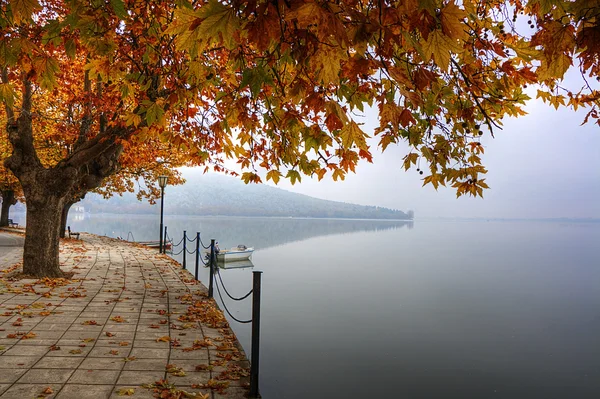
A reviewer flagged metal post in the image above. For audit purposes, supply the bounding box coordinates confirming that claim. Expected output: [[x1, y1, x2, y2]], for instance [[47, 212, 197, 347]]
[[159, 186, 164, 252], [182, 231, 187, 269], [249, 271, 263, 398], [194, 232, 200, 280], [163, 226, 168, 254], [208, 239, 215, 298]]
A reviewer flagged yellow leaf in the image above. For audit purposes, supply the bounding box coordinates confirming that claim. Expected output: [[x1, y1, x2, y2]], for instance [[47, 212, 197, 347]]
[[266, 170, 281, 184], [549, 94, 566, 110], [310, 47, 346, 84], [537, 53, 571, 81], [124, 112, 142, 128], [403, 153, 418, 171], [288, 2, 324, 28], [506, 38, 542, 62], [116, 388, 135, 396], [339, 121, 369, 150], [421, 30, 462, 71], [440, 1, 468, 41], [332, 168, 345, 181], [536, 90, 552, 102]]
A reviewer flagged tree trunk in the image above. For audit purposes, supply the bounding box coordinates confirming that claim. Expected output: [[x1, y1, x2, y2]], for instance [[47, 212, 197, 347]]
[[3, 78, 124, 278], [60, 201, 75, 239], [0, 190, 17, 227], [22, 195, 65, 277]]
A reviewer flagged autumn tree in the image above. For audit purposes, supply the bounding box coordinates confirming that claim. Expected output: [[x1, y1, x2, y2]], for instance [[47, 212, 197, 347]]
[[1, 0, 599, 277], [0, 136, 19, 226], [59, 138, 186, 238], [0, 172, 20, 227]]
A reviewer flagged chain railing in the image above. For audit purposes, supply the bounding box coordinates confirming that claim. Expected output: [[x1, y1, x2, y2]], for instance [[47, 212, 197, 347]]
[[162, 227, 262, 398]]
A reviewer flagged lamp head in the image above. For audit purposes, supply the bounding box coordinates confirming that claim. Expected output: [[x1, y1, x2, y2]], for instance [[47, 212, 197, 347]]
[[158, 175, 168, 189]]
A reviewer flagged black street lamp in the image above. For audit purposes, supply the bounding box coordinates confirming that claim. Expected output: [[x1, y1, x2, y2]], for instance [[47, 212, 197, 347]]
[[158, 175, 168, 253]]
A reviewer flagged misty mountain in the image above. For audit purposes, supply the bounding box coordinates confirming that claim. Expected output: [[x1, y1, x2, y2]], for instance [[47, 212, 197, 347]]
[[79, 173, 412, 220]]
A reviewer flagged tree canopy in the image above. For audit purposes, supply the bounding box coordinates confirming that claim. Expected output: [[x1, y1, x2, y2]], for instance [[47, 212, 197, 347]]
[[1, 0, 599, 276]]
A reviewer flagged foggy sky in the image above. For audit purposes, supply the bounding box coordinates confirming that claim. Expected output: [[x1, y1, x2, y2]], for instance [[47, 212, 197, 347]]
[[183, 95, 599, 219], [262, 100, 600, 219]]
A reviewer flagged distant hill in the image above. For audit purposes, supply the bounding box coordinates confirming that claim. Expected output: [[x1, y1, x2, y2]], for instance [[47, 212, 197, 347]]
[[79, 172, 412, 220]]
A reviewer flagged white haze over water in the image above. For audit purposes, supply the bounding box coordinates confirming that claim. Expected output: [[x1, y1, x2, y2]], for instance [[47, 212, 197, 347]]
[[184, 98, 600, 219], [266, 100, 600, 219]]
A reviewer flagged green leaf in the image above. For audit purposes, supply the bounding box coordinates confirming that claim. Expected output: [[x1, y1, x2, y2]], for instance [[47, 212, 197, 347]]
[[110, 0, 128, 20], [0, 83, 16, 108], [33, 56, 60, 90], [196, 0, 239, 50], [10, 0, 41, 24], [240, 67, 270, 98], [286, 170, 301, 185], [64, 38, 76, 59], [0, 41, 18, 66], [145, 102, 164, 126]]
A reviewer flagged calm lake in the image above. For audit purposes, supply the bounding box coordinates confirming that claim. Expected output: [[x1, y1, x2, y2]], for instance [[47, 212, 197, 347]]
[[64, 213, 600, 399]]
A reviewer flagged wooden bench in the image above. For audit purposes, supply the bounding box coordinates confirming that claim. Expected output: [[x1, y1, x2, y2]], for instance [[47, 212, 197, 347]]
[[67, 226, 80, 239], [7, 219, 18, 228]]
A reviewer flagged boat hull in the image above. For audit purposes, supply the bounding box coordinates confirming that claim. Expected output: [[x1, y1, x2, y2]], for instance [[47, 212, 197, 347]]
[[137, 241, 172, 249], [216, 249, 254, 261]]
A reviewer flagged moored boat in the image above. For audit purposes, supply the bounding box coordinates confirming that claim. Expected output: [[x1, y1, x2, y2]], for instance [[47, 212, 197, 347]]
[[206, 244, 254, 262], [137, 240, 172, 250]]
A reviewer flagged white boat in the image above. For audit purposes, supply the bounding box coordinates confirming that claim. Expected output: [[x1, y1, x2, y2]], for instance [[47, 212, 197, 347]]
[[135, 240, 172, 250], [207, 245, 254, 262]]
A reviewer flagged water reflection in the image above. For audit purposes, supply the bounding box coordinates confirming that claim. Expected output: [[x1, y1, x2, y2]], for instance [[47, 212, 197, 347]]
[[66, 213, 413, 251], [25, 212, 600, 398], [216, 259, 255, 269]]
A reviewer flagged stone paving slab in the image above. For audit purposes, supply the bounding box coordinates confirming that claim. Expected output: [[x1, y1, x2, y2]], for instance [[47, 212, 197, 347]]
[[0, 233, 250, 399]]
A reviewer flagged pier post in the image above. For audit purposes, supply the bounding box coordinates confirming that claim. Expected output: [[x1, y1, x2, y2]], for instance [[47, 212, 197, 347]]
[[194, 232, 200, 280], [249, 271, 263, 398], [208, 239, 215, 298], [163, 226, 168, 254], [182, 231, 187, 269]]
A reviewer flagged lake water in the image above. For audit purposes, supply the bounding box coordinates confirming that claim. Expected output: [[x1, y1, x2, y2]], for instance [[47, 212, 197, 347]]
[[64, 213, 600, 398]]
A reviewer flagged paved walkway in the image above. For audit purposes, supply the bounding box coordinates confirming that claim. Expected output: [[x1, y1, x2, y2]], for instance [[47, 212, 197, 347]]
[[0, 232, 249, 399], [0, 232, 24, 269]]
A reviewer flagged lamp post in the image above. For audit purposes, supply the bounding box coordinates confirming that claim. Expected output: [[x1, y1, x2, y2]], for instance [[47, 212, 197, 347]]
[[158, 175, 168, 253]]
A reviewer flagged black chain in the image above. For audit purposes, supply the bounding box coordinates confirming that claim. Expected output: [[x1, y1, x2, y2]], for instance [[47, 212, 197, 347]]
[[171, 236, 185, 247], [214, 276, 252, 324], [198, 234, 211, 249], [186, 235, 197, 243], [215, 268, 253, 301], [171, 247, 184, 256]]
